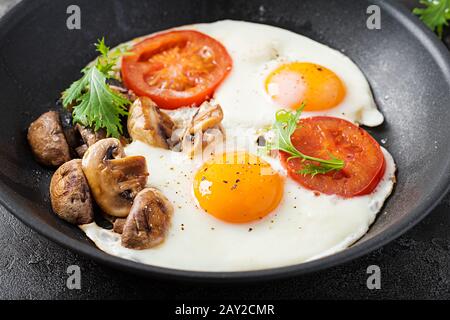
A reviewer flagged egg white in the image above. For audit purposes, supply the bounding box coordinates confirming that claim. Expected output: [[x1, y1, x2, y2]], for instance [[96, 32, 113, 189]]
[[79, 20, 394, 272], [81, 139, 395, 272], [181, 20, 384, 128]]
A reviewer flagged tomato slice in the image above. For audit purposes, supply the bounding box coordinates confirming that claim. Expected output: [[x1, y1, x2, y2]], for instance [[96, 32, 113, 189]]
[[121, 30, 232, 109], [280, 116, 386, 197]]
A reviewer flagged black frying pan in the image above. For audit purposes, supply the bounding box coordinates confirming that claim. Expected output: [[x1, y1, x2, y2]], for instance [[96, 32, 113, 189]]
[[0, 0, 449, 282]]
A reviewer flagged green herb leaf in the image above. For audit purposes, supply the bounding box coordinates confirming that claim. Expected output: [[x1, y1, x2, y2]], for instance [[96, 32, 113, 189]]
[[413, 0, 450, 38], [267, 105, 345, 176], [69, 67, 129, 138], [62, 38, 131, 138], [61, 67, 90, 108], [94, 37, 130, 77], [297, 154, 345, 177]]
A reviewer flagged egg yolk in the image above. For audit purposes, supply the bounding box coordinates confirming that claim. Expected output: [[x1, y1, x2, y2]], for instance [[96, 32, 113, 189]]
[[193, 152, 284, 223], [265, 62, 346, 111]]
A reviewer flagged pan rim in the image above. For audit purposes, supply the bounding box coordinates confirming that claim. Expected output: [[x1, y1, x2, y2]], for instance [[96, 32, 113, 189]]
[[0, 0, 449, 283]]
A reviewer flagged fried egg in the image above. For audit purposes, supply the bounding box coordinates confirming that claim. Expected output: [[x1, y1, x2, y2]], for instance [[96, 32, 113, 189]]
[[183, 20, 383, 128], [82, 133, 395, 272], [80, 20, 395, 272]]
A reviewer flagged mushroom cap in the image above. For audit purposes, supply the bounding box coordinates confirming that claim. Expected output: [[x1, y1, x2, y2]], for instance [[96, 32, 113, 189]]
[[121, 188, 173, 250], [82, 138, 148, 218], [27, 111, 71, 167], [50, 159, 94, 225]]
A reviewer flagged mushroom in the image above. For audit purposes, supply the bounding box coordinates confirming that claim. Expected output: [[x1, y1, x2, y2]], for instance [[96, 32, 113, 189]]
[[82, 138, 148, 217], [127, 97, 174, 149], [113, 218, 126, 234], [49, 159, 94, 225], [74, 144, 88, 158], [121, 188, 173, 250], [27, 111, 71, 166], [187, 101, 224, 134], [181, 101, 225, 158], [74, 124, 107, 157], [76, 124, 107, 147]]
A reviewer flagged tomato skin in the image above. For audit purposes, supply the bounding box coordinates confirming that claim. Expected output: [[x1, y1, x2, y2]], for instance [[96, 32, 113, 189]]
[[121, 30, 232, 110], [280, 116, 386, 197]]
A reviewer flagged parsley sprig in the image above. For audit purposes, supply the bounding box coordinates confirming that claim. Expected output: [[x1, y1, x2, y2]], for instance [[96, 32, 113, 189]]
[[267, 105, 345, 176], [62, 38, 131, 138], [414, 0, 450, 39]]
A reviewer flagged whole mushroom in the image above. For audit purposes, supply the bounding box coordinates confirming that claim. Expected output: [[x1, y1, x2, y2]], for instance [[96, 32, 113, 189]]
[[27, 111, 71, 166], [82, 138, 148, 217], [121, 188, 173, 250], [50, 159, 94, 225]]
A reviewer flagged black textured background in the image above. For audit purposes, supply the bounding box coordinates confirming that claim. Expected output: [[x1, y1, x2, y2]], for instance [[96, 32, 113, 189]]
[[0, 0, 448, 300]]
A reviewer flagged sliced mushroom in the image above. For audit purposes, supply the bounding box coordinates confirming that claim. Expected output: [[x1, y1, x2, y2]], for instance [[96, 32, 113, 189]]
[[127, 97, 174, 149], [27, 111, 71, 166], [82, 138, 148, 218], [121, 188, 173, 250], [75, 144, 89, 158], [113, 218, 126, 234], [50, 159, 94, 225], [74, 124, 107, 157], [76, 124, 107, 147], [181, 101, 225, 158], [188, 101, 224, 134]]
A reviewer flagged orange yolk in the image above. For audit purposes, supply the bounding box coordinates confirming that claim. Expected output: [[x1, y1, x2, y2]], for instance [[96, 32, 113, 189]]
[[193, 152, 284, 223], [265, 62, 346, 111]]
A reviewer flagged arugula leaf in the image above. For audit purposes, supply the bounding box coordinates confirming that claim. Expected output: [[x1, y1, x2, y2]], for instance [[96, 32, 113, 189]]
[[297, 154, 344, 177], [62, 38, 131, 138], [267, 105, 345, 176], [413, 0, 450, 38]]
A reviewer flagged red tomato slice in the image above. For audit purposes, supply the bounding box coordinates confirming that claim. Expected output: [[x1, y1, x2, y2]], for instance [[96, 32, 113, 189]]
[[280, 116, 386, 197], [121, 30, 232, 109]]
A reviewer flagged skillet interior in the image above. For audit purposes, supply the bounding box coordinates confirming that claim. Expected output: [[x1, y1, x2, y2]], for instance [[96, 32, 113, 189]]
[[0, 0, 449, 281]]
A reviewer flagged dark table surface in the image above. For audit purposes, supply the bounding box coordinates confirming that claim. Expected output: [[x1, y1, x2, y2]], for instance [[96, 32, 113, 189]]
[[0, 0, 449, 300]]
